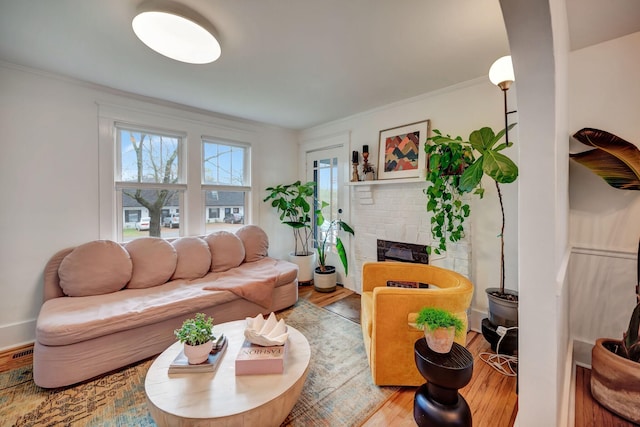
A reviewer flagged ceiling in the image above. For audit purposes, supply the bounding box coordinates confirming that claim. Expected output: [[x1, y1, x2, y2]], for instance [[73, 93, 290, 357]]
[[0, 0, 639, 130]]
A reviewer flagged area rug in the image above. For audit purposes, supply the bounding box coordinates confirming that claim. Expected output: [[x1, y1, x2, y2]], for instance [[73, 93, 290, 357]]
[[0, 299, 397, 426]]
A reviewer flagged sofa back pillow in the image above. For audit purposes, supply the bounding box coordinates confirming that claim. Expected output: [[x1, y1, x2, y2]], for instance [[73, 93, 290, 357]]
[[124, 237, 177, 289], [236, 225, 269, 262], [171, 236, 211, 280], [58, 240, 132, 297], [205, 231, 245, 272]]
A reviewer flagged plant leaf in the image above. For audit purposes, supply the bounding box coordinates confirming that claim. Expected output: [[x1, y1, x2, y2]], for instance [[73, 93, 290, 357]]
[[483, 151, 519, 184], [459, 158, 484, 192], [336, 238, 348, 276], [570, 128, 640, 190]]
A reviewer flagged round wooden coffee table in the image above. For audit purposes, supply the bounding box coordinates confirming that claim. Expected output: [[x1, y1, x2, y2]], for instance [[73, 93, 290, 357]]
[[145, 319, 310, 427]]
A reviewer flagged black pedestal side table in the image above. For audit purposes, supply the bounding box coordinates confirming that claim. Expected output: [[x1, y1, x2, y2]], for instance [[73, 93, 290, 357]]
[[413, 338, 474, 427]]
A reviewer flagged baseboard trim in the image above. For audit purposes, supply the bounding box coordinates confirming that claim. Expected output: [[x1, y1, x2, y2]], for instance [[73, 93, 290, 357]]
[[0, 343, 34, 373]]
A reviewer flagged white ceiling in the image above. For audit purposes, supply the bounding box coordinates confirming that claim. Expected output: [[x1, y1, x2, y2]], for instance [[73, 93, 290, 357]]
[[0, 0, 639, 130]]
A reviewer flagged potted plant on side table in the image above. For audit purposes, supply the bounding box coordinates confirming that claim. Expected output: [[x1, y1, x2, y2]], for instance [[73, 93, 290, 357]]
[[174, 313, 215, 364], [415, 307, 464, 354], [313, 201, 354, 293], [263, 180, 317, 284]]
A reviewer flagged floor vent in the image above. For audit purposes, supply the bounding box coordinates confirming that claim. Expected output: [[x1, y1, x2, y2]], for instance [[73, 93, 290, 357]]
[[12, 348, 34, 359]]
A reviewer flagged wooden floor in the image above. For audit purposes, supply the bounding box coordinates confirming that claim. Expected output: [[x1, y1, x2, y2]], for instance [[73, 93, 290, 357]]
[[1, 286, 635, 426], [299, 285, 518, 427], [299, 285, 636, 427]]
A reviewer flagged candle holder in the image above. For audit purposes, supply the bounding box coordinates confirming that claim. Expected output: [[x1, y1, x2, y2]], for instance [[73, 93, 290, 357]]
[[352, 162, 360, 182], [361, 152, 375, 181]]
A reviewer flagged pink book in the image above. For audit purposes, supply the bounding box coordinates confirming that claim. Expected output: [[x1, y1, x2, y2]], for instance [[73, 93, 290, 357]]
[[235, 340, 286, 375]]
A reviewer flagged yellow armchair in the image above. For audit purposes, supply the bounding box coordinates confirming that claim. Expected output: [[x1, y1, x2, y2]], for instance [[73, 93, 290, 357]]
[[360, 261, 474, 386]]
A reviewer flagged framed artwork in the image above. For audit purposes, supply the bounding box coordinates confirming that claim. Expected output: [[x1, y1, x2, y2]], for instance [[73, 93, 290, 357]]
[[377, 119, 430, 180]]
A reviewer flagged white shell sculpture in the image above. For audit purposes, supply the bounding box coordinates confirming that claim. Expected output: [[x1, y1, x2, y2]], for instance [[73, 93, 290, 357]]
[[244, 312, 289, 346]]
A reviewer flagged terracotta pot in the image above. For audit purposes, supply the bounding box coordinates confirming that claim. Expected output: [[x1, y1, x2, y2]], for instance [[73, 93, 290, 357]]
[[424, 326, 455, 354], [591, 338, 640, 424], [184, 341, 213, 364]]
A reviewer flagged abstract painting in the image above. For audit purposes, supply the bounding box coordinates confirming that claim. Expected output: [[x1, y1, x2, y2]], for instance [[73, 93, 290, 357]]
[[377, 119, 430, 179]]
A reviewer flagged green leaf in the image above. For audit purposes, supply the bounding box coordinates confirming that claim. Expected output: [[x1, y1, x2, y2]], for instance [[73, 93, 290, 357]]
[[459, 158, 484, 192], [570, 128, 640, 190], [483, 151, 519, 184], [336, 238, 348, 276], [469, 127, 496, 151]]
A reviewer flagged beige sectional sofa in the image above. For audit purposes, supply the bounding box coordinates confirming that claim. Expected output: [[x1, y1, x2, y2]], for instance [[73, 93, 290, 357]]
[[34, 225, 298, 388]]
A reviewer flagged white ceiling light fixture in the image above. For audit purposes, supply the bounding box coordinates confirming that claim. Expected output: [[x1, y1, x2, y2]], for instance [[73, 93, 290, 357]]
[[132, 1, 221, 64]]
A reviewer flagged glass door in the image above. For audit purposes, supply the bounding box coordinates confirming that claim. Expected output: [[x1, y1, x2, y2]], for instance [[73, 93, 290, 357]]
[[306, 146, 350, 284]]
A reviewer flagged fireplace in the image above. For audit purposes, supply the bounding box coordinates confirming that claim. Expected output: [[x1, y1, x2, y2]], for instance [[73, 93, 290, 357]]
[[377, 239, 428, 264]]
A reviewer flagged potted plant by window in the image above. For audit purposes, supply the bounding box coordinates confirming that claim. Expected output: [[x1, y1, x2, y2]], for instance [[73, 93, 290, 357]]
[[415, 307, 465, 354], [313, 201, 354, 293], [426, 125, 519, 327], [263, 181, 317, 284], [174, 313, 215, 364]]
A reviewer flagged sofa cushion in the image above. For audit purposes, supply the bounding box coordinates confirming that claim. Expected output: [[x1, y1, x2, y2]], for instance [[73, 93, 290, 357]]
[[124, 238, 177, 289], [205, 231, 246, 272], [236, 225, 269, 262], [58, 240, 132, 297], [171, 236, 211, 280]]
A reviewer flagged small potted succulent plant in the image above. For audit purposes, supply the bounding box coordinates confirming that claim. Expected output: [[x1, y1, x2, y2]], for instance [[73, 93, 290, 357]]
[[415, 307, 464, 353], [174, 313, 215, 364]]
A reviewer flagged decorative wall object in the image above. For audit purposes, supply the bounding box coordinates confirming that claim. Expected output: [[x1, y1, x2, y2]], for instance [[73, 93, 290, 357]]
[[377, 119, 430, 180]]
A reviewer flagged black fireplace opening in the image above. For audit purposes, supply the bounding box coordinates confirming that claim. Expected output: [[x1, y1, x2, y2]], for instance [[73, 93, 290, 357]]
[[377, 239, 429, 264]]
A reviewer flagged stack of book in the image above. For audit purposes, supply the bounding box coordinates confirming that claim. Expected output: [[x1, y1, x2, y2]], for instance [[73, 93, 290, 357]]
[[235, 340, 286, 375], [168, 334, 228, 374]]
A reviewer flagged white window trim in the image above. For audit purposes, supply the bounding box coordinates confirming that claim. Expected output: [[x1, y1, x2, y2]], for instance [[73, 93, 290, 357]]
[[98, 101, 257, 240]]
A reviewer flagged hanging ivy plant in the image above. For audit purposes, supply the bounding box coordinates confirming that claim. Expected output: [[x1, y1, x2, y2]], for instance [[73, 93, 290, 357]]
[[424, 130, 475, 255]]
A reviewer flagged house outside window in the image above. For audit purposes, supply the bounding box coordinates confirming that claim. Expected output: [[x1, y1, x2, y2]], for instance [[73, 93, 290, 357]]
[[202, 139, 250, 232], [116, 125, 185, 241]]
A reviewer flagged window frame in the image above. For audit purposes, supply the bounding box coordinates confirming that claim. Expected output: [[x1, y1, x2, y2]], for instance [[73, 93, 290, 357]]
[[201, 137, 251, 228], [114, 123, 187, 241]]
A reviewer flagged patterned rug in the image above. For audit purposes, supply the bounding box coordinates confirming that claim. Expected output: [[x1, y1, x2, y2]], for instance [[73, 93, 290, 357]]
[[0, 299, 397, 426]]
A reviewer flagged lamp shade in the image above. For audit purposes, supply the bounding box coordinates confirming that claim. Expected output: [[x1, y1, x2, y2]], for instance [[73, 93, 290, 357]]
[[488, 55, 514, 88], [132, 5, 221, 64]]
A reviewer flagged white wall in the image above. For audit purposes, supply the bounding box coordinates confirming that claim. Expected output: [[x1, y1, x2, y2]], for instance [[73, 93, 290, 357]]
[[568, 31, 640, 365], [500, 0, 571, 425], [0, 62, 298, 350], [300, 77, 519, 329]]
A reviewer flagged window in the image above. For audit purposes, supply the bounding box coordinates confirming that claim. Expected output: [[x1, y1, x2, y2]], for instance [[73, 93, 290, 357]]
[[116, 125, 185, 241], [202, 139, 250, 232]]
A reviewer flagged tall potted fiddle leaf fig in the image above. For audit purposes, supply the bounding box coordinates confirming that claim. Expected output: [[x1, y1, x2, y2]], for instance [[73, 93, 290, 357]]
[[425, 125, 519, 327]]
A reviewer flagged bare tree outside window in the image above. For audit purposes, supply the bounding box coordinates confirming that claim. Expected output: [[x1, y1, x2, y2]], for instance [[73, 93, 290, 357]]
[[119, 129, 180, 237]]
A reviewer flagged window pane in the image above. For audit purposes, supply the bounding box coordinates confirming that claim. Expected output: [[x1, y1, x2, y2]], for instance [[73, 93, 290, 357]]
[[119, 129, 180, 184], [121, 188, 181, 242], [203, 141, 246, 186], [313, 156, 339, 247], [204, 190, 246, 233]]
